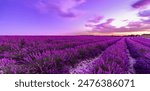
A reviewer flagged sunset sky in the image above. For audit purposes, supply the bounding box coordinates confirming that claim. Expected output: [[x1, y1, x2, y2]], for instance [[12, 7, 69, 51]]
[[0, 0, 150, 35]]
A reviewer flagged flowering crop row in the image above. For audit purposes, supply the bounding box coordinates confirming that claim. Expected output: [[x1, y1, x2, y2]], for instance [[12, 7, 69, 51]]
[[0, 36, 120, 74], [95, 38, 130, 74], [126, 38, 150, 74], [0, 36, 150, 74]]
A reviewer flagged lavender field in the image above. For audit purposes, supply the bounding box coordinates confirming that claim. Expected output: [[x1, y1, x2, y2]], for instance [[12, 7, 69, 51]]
[[0, 36, 150, 74]]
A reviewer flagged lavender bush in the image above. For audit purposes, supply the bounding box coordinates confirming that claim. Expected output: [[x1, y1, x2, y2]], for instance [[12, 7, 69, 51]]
[[0, 36, 149, 74]]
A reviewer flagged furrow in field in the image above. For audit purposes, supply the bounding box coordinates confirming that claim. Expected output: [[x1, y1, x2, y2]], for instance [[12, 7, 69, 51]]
[[69, 56, 100, 74], [69, 38, 134, 74], [126, 38, 150, 74]]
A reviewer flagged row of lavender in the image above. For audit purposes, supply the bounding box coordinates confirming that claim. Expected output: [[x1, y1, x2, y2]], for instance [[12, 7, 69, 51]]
[[0, 36, 150, 74], [0, 36, 120, 74], [126, 37, 150, 73], [91, 37, 150, 74], [65, 37, 150, 74]]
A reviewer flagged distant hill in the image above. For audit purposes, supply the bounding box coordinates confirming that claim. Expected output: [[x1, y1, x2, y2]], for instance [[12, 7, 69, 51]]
[[142, 34, 150, 38]]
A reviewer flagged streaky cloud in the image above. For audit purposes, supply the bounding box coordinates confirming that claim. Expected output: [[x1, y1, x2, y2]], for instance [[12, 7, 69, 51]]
[[34, 0, 86, 18], [139, 10, 150, 17], [88, 16, 104, 23], [132, 0, 150, 9]]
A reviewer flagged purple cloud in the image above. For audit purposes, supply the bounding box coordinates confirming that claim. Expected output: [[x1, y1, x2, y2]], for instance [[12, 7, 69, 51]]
[[139, 10, 150, 17], [54, 0, 86, 18], [132, 0, 150, 9], [83, 0, 150, 34], [34, 0, 86, 18], [54, 6, 79, 18], [141, 18, 150, 23], [88, 18, 150, 33], [138, 10, 150, 23], [85, 24, 94, 27], [95, 18, 114, 28], [88, 16, 104, 23], [92, 18, 115, 32], [144, 19, 150, 23], [127, 21, 143, 28]]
